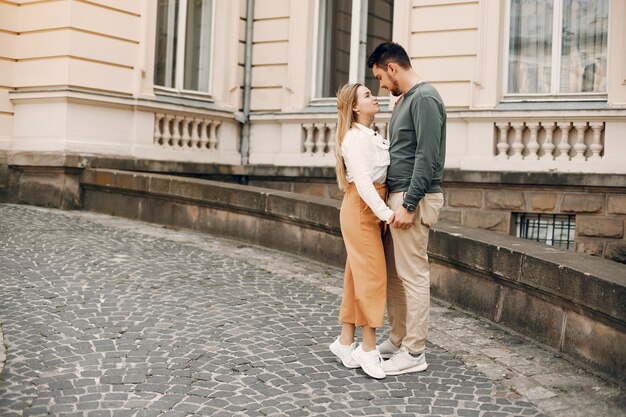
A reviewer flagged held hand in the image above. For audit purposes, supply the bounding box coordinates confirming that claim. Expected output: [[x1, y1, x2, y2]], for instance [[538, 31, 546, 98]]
[[387, 212, 395, 225], [392, 207, 415, 229]]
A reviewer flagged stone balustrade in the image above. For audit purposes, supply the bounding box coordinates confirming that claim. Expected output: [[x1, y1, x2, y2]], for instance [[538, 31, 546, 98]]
[[494, 121, 605, 161], [300, 121, 389, 157], [154, 113, 222, 151]]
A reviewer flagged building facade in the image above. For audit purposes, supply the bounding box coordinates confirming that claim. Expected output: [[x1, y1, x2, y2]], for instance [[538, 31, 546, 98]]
[[1, 0, 625, 261]]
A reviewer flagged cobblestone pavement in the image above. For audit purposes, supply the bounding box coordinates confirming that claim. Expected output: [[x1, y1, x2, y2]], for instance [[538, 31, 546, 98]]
[[0, 204, 623, 417]]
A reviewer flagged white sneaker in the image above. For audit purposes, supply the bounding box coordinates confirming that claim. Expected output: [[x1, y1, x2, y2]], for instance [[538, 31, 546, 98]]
[[329, 337, 360, 369], [351, 344, 386, 379], [377, 338, 400, 359], [382, 347, 428, 375]]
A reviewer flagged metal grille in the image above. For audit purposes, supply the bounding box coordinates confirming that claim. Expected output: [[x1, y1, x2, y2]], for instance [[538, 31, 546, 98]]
[[515, 213, 576, 249]]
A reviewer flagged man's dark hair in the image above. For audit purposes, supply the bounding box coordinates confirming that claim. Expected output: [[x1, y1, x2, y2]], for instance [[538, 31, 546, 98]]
[[366, 42, 412, 70]]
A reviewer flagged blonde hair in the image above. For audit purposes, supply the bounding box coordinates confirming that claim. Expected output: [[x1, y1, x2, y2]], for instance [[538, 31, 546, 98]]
[[335, 83, 362, 192]]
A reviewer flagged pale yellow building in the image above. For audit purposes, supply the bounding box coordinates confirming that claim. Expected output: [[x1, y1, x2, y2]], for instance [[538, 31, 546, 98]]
[[1, 0, 625, 260]]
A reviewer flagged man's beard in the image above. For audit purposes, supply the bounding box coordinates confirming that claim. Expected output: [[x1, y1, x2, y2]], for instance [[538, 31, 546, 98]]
[[390, 80, 402, 96]]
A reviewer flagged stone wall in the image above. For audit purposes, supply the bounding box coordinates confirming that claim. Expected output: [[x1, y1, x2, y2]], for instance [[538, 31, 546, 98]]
[[5, 155, 625, 263], [0, 152, 8, 202], [76, 168, 626, 382], [442, 185, 626, 263]]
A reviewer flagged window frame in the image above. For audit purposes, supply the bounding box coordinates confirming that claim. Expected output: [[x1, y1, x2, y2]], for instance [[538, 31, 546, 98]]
[[153, 0, 216, 99], [310, 0, 394, 104], [501, 0, 611, 102]]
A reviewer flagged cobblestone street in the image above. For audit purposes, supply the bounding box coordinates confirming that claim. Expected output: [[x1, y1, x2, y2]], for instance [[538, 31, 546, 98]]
[[0, 204, 623, 417]]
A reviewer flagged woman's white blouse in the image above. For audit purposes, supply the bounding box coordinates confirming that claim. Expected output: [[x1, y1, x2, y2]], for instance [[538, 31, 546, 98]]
[[341, 123, 394, 223]]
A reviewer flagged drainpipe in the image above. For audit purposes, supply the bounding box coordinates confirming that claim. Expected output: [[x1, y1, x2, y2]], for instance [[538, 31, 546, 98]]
[[240, 0, 254, 168]]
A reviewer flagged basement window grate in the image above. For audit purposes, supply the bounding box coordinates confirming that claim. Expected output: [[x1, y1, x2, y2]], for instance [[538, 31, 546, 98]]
[[514, 213, 576, 250]]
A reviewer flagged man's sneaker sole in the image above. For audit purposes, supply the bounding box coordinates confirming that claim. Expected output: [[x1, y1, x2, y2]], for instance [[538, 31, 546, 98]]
[[380, 352, 394, 359], [329, 342, 360, 369], [384, 362, 428, 376]]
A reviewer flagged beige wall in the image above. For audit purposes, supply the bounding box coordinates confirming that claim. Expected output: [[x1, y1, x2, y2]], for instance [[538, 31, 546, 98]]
[[0, 0, 624, 174], [410, 0, 479, 109], [11, 0, 140, 95]]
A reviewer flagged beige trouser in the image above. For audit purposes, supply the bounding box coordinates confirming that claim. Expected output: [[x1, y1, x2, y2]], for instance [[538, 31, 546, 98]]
[[384, 192, 444, 354]]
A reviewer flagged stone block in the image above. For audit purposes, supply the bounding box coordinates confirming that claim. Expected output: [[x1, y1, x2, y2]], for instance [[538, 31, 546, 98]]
[[300, 227, 345, 267], [249, 180, 293, 192], [498, 286, 564, 349], [577, 216, 623, 238], [430, 263, 500, 320], [197, 206, 258, 244], [196, 206, 226, 235], [463, 210, 510, 233], [147, 174, 172, 195], [429, 228, 523, 282], [528, 192, 557, 212], [605, 241, 626, 264], [520, 251, 626, 323], [256, 216, 303, 255], [293, 182, 330, 199], [144, 198, 175, 227], [563, 311, 626, 382], [607, 195, 626, 215], [574, 238, 604, 257], [15, 169, 81, 209], [560, 193, 604, 213], [447, 189, 482, 208], [171, 203, 200, 231], [328, 185, 344, 201], [439, 208, 461, 224], [266, 193, 340, 230], [485, 191, 525, 210], [115, 171, 149, 191], [83, 189, 140, 220]]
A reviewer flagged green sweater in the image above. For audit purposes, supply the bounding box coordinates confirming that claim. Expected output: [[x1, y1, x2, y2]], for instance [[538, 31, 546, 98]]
[[387, 82, 446, 206]]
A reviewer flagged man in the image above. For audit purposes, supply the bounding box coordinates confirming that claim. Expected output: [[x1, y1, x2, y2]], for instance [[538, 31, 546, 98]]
[[367, 42, 446, 375]]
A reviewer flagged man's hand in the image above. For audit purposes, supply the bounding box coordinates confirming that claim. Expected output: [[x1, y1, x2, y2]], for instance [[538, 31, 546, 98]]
[[392, 207, 415, 229]]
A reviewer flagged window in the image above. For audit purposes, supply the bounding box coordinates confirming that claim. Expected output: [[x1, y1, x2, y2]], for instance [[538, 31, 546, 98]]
[[316, 0, 394, 98], [514, 213, 576, 249], [154, 0, 214, 94], [507, 0, 608, 95]]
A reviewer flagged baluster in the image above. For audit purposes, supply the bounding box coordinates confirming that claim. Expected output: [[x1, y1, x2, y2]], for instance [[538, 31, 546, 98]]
[[589, 122, 604, 160], [162, 115, 173, 147], [208, 120, 220, 150], [171, 116, 182, 147], [510, 123, 525, 160], [379, 122, 387, 140], [526, 122, 540, 160], [540, 122, 556, 161], [572, 122, 588, 161], [180, 117, 191, 147], [198, 120, 209, 149], [314, 124, 326, 155], [556, 123, 572, 161], [154, 113, 163, 144], [303, 124, 315, 155], [327, 123, 337, 156], [495, 122, 510, 160], [189, 118, 200, 148]]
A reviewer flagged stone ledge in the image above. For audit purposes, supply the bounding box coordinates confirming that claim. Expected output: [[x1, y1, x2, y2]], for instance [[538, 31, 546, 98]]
[[429, 222, 626, 326], [81, 168, 341, 234], [8, 153, 626, 189], [79, 168, 626, 382]]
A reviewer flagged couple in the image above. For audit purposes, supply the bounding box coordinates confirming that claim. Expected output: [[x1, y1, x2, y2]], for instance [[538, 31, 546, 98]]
[[329, 42, 446, 379]]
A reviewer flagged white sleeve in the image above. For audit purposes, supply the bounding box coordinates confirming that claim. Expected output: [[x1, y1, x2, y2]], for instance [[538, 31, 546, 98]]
[[342, 136, 394, 223]]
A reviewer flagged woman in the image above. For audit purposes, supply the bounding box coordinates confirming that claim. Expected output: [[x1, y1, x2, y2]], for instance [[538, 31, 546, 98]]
[[329, 83, 394, 379]]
